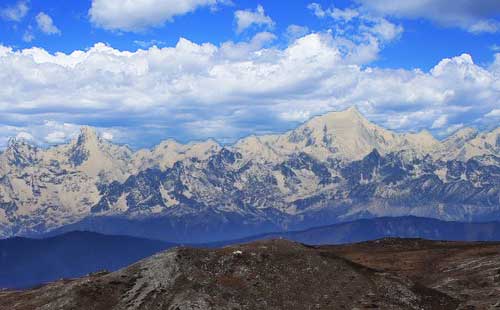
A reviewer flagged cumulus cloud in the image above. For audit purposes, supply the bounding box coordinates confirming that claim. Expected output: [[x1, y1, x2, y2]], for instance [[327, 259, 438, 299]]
[[0, 1, 28, 22], [308, 3, 359, 22], [0, 33, 499, 149], [307, 3, 326, 18], [101, 131, 114, 140], [134, 39, 167, 49], [0, 120, 123, 148], [285, 25, 310, 41], [308, 3, 403, 64], [0, 121, 79, 147], [486, 109, 500, 117], [89, 0, 227, 32], [15, 132, 34, 141], [357, 0, 500, 34], [280, 110, 311, 122], [431, 115, 448, 129], [22, 26, 35, 42], [45, 131, 67, 144], [234, 5, 274, 34], [219, 31, 276, 60], [36, 12, 61, 35]]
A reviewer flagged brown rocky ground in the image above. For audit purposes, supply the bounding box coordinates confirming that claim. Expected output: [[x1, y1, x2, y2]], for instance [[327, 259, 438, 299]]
[[0, 239, 457, 310], [329, 238, 500, 309]]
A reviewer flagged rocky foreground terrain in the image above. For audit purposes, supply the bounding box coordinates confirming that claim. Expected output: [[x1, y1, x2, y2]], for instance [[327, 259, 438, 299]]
[[2, 238, 500, 309], [331, 238, 500, 309]]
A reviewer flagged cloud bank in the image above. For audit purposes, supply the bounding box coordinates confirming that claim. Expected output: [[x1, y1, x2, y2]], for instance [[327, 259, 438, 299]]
[[0, 29, 499, 149]]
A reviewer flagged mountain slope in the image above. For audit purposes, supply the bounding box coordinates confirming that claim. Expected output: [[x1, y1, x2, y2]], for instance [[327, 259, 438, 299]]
[[0, 239, 458, 310], [0, 231, 174, 289], [330, 238, 500, 309], [60, 148, 499, 242]]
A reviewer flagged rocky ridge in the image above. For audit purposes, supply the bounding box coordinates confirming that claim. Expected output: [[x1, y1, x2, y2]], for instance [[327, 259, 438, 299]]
[[0, 239, 458, 310]]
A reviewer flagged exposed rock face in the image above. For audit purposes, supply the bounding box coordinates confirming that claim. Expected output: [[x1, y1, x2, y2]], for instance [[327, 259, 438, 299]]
[[0, 239, 458, 310], [0, 107, 499, 240]]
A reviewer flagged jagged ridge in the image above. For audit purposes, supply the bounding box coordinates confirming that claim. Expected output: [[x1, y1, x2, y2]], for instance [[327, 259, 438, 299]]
[[0, 107, 499, 241]]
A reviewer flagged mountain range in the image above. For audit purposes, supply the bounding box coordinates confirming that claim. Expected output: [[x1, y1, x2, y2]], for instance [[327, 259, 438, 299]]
[[238, 216, 500, 245], [0, 107, 499, 242]]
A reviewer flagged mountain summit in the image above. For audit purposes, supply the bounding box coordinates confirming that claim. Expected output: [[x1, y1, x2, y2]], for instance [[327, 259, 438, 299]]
[[237, 107, 443, 162], [0, 107, 499, 241]]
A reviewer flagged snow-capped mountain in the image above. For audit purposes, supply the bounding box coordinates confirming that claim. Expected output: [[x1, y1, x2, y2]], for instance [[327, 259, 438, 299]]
[[0, 107, 499, 241], [234, 107, 441, 162]]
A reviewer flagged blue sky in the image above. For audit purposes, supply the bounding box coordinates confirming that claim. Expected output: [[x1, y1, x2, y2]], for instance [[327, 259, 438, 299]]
[[0, 0, 499, 148]]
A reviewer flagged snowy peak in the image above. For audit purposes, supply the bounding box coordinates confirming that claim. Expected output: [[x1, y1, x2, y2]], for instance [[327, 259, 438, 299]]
[[69, 127, 101, 166], [1, 138, 40, 169], [438, 127, 499, 160], [77, 126, 100, 143], [63, 126, 132, 181], [273, 107, 401, 161], [235, 107, 474, 162], [306, 106, 367, 128], [444, 127, 478, 146], [132, 138, 221, 171], [234, 134, 282, 163]]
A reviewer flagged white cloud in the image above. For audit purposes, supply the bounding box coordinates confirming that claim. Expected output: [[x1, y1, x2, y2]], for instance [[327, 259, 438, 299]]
[[45, 131, 67, 144], [357, 0, 500, 34], [307, 3, 403, 64], [308, 3, 359, 22], [280, 110, 311, 122], [219, 31, 276, 60], [101, 131, 114, 140], [486, 109, 500, 117], [0, 120, 121, 148], [89, 0, 226, 32], [331, 7, 360, 22], [15, 132, 33, 141], [431, 115, 448, 128], [0, 33, 499, 149], [365, 17, 403, 42], [36, 12, 61, 35], [468, 19, 499, 33], [0, 1, 28, 22], [22, 26, 35, 42], [307, 3, 325, 18], [285, 25, 310, 41], [234, 5, 274, 34], [134, 39, 166, 49], [40, 121, 81, 144]]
